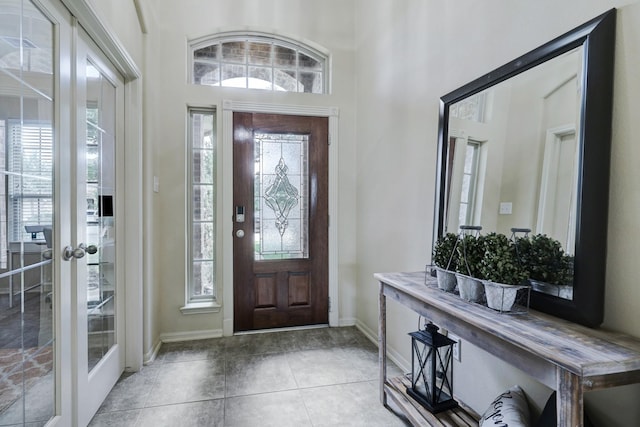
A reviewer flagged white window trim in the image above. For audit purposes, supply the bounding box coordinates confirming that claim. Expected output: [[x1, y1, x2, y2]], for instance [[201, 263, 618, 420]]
[[460, 140, 481, 227], [183, 108, 218, 310], [180, 301, 221, 315]]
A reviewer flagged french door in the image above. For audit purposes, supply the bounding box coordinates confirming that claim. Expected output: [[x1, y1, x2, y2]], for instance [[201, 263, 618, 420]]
[[0, 0, 68, 425], [0, 1, 124, 425], [72, 28, 125, 426], [233, 112, 329, 331]]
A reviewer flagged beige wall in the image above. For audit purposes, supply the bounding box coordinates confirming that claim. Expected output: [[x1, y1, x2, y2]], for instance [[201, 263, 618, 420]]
[[354, 0, 640, 425], [85, 0, 144, 66]]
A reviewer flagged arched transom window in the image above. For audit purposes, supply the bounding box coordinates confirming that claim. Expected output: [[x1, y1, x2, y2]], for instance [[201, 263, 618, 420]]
[[190, 32, 328, 94]]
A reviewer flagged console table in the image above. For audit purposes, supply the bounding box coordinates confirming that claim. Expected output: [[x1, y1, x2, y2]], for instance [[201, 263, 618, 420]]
[[377, 271, 640, 426]]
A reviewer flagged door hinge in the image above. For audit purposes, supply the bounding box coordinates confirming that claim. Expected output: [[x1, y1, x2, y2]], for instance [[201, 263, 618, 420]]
[[328, 297, 332, 312], [328, 135, 331, 146]]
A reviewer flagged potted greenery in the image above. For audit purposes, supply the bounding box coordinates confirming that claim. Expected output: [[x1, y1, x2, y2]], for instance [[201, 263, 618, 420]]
[[454, 233, 486, 302], [478, 232, 530, 311], [432, 233, 459, 291], [514, 234, 574, 299]]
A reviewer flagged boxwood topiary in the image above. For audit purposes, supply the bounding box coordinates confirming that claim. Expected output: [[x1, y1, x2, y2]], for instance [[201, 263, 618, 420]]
[[456, 233, 486, 279], [432, 233, 459, 271], [514, 234, 574, 286], [480, 232, 529, 285]]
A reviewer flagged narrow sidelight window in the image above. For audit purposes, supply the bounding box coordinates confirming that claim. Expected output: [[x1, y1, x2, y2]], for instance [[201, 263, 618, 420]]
[[188, 109, 216, 302]]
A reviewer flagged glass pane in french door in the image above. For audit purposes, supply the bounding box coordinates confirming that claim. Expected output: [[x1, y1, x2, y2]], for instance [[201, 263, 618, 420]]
[[85, 60, 116, 372], [0, 0, 55, 424]]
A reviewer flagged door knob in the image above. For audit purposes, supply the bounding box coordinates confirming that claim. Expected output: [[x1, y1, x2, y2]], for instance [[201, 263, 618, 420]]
[[62, 246, 77, 261], [62, 243, 96, 261], [236, 230, 245, 238]]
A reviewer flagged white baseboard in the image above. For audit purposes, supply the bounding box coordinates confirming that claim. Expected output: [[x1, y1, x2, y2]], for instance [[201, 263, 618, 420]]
[[354, 319, 376, 342], [223, 318, 233, 337], [355, 319, 410, 373], [150, 321, 410, 372], [143, 338, 162, 365], [159, 328, 223, 343], [338, 317, 357, 327]]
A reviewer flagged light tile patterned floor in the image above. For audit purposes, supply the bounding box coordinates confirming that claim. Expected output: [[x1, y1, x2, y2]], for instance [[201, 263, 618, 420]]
[[89, 326, 409, 427]]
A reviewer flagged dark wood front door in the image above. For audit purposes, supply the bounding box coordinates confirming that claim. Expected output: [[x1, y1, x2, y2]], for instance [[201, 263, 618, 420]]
[[233, 112, 329, 332]]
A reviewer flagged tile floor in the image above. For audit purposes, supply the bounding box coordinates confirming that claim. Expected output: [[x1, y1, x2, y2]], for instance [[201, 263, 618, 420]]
[[89, 326, 410, 426]]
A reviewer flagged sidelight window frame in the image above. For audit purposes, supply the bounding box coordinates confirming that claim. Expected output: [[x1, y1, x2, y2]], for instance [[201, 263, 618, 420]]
[[458, 140, 481, 228], [183, 107, 220, 313]]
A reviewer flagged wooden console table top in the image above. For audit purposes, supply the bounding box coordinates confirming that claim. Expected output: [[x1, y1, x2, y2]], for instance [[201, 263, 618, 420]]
[[376, 271, 640, 426]]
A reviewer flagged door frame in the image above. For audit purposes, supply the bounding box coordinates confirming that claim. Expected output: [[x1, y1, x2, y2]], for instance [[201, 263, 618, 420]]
[[60, 0, 144, 374], [73, 27, 129, 426], [222, 100, 339, 335], [536, 123, 577, 251]]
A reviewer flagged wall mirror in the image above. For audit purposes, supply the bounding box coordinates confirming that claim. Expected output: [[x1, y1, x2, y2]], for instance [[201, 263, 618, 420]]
[[433, 9, 616, 327]]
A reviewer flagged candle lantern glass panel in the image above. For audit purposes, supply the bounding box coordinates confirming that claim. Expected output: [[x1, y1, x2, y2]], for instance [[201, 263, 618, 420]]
[[407, 324, 458, 413]]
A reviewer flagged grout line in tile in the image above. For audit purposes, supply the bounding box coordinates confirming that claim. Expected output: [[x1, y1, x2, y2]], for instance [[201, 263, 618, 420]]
[[139, 397, 225, 411], [92, 327, 406, 426]]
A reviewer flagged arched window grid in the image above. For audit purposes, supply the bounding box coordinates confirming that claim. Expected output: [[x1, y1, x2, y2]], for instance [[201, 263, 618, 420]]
[[190, 32, 328, 94]]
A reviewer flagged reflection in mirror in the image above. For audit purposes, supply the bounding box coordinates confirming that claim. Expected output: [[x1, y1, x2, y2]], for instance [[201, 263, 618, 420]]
[[434, 9, 616, 327], [446, 46, 582, 250], [444, 46, 583, 300]]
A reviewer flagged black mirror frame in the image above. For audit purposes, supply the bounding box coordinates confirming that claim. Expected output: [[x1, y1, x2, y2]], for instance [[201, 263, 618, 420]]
[[433, 9, 616, 327]]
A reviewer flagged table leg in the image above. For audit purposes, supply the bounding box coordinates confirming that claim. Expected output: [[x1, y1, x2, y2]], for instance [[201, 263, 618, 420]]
[[379, 281, 387, 406], [557, 367, 583, 427]]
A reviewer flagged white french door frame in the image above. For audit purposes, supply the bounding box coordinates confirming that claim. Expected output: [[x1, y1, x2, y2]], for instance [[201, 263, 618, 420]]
[[58, 0, 144, 373], [221, 100, 339, 335], [72, 27, 126, 426], [38, 0, 74, 424], [31, 0, 143, 425]]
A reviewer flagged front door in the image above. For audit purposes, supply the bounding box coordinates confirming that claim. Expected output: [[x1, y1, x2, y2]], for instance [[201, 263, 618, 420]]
[[233, 113, 328, 331]]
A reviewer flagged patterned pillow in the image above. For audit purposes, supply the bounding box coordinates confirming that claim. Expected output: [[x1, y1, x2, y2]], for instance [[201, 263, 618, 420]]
[[479, 385, 530, 427]]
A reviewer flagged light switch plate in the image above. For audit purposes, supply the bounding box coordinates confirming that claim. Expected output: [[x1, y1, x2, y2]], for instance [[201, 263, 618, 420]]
[[499, 202, 512, 215]]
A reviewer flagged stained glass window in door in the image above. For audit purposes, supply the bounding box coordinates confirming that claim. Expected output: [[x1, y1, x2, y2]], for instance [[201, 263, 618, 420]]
[[254, 133, 309, 260]]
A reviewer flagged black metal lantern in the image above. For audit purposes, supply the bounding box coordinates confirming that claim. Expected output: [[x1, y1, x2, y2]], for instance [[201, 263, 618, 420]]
[[407, 323, 458, 413]]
